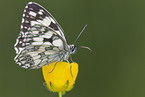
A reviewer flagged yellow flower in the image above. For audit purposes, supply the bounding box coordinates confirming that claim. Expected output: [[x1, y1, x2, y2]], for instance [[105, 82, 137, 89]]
[[42, 62, 79, 96]]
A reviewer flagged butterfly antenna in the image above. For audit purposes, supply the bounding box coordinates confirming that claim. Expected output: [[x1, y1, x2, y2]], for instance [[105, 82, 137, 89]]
[[78, 46, 92, 52], [74, 24, 87, 45]]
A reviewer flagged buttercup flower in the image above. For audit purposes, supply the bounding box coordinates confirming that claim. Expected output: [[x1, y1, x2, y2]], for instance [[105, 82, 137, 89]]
[[42, 62, 78, 97]]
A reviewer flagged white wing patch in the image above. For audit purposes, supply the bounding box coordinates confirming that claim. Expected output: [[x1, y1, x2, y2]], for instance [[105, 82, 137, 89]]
[[31, 21, 41, 26], [32, 31, 39, 34], [53, 39, 63, 47], [37, 17, 51, 26], [43, 42, 52, 45], [40, 31, 53, 38], [32, 42, 43, 45], [29, 11, 37, 17], [33, 37, 43, 41], [38, 9, 43, 15]]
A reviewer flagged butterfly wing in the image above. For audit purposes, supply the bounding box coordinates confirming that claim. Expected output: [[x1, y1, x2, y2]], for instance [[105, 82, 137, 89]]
[[14, 2, 69, 69]]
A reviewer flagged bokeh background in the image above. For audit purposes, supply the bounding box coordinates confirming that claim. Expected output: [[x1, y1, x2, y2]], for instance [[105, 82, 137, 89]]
[[1, 0, 145, 97]]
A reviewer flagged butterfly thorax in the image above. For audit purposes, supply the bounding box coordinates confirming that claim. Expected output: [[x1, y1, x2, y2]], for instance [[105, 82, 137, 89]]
[[62, 44, 76, 61]]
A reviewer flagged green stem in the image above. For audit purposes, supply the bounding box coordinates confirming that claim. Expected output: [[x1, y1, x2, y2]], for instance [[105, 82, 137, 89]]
[[58, 91, 62, 97]]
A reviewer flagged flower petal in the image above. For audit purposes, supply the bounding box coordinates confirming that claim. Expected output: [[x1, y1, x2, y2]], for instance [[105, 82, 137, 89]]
[[42, 62, 79, 93]]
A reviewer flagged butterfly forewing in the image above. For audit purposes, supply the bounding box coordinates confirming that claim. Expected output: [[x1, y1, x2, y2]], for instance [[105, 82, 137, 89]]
[[14, 2, 69, 69]]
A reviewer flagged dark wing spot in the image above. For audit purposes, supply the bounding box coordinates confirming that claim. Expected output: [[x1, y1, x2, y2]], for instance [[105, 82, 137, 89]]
[[43, 38, 53, 43], [16, 43, 23, 48], [32, 46, 40, 51], [45, 46, 53, 51], [49, 22, 58, 30]]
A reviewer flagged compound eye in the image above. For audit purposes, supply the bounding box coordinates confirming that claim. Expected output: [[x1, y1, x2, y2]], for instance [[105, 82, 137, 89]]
[[71, 47, 74, 51], [72, 47, 76, 53]]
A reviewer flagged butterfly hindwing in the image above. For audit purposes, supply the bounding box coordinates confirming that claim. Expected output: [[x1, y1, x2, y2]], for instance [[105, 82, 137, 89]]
[[15, 45, 63, 69], [14, 2, 69, 69]]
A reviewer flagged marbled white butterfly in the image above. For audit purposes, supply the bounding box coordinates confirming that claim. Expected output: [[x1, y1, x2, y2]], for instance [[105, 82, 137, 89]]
[[14, 2, 90, 69]]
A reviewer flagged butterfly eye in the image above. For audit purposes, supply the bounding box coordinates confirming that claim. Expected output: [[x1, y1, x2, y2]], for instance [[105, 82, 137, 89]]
[[70, 46, 77, 54], [71, 47, 75, 51]]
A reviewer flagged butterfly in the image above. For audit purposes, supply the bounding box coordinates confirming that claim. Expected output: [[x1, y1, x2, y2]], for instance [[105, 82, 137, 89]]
[[14, 2, 90, 69]]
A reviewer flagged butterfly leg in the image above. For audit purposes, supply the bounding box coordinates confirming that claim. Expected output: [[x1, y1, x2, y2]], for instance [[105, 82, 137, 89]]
[[49, 53, 64, 73], [49, 61, 59, 73], [66, 60, 73, 77]]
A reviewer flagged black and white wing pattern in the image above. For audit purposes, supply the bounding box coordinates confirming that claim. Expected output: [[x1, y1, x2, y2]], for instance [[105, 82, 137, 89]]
[[14, 2, 69, 69]]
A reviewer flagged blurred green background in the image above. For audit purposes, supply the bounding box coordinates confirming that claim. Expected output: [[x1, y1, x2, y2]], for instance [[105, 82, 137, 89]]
[[1, 0, 145, 97]]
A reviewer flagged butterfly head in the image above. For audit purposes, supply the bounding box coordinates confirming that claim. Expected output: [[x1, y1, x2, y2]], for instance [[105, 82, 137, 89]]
[[69, 44, 77, 54]]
